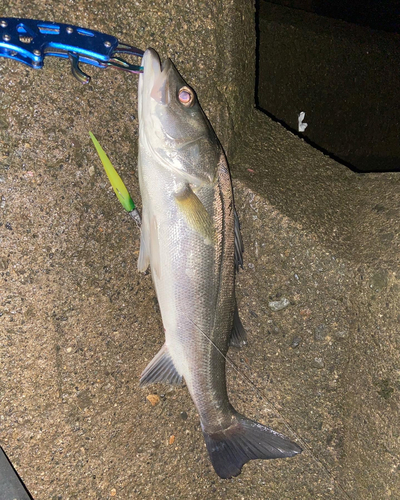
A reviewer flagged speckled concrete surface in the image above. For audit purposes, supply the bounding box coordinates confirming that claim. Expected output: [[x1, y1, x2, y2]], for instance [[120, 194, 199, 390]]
[[1, 1, 399, 499]]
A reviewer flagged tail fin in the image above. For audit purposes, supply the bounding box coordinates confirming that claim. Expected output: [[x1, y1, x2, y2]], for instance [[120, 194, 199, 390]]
[[202, 413, 301, 479]]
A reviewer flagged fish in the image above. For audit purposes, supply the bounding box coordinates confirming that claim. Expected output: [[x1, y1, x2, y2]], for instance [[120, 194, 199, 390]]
[[137, 47, 301, 479]]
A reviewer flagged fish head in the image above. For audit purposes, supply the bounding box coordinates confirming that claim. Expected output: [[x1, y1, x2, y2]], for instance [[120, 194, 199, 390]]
[[138, 48, 221, 186]]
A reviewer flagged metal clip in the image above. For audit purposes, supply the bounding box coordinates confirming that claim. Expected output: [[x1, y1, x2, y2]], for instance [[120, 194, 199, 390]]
[[0, 18, 143, 83]]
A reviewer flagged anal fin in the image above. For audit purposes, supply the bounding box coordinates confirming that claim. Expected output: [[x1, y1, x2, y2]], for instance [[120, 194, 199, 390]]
[[140, 343, 182, 386]]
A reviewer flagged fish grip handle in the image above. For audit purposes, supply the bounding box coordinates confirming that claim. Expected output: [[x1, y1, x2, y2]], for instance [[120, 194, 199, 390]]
[[0, 18, 143, 82]]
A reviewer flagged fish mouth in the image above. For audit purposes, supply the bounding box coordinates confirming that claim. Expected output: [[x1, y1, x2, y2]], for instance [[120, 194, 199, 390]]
[[138, 48, 176, 171], [140, 48, 172, 107]]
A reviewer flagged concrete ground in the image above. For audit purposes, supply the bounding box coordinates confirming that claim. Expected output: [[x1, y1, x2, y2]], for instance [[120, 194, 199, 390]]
[[1, 1, 399, 499]]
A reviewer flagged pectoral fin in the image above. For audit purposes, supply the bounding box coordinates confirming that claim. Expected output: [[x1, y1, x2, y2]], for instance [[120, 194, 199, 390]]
[[174, 185, 215, 244]]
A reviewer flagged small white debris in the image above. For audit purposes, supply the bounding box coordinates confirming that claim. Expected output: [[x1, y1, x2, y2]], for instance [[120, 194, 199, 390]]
[[268, 298, 290, 312], [313, 357, 325, 369], [298, 111, 308, 132]]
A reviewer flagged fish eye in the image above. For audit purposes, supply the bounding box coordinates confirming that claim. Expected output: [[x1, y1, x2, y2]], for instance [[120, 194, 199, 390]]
[[178, 86, 195, 107]]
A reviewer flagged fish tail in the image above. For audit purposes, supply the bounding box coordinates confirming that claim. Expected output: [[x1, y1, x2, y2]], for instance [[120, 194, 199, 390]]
[[202, 413, 301, 479]]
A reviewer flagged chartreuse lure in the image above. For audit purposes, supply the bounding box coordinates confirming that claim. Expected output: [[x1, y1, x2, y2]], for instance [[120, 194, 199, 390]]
[[89, 131, 141, 226]]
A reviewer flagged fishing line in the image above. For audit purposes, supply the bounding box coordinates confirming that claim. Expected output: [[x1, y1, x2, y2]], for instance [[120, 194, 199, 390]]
[[188, 318, 352, 500]]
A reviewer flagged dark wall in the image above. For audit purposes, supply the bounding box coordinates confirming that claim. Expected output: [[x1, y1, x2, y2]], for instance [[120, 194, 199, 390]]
[[264, 0, 400, 33], [257, 3, 400, 172]]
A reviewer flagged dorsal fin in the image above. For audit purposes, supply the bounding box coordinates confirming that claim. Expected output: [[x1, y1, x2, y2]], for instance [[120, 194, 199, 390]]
[[229, 304, 247, 347], [234, 209, 244, 271]]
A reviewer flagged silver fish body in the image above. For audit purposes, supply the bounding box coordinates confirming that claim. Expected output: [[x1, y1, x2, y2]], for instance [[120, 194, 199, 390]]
[[137, 48, 301, 478]]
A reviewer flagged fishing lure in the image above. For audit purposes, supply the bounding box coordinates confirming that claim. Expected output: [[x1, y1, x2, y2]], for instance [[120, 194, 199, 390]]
[[89, 132, 141, 226], [0, 17, 143, 83]]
